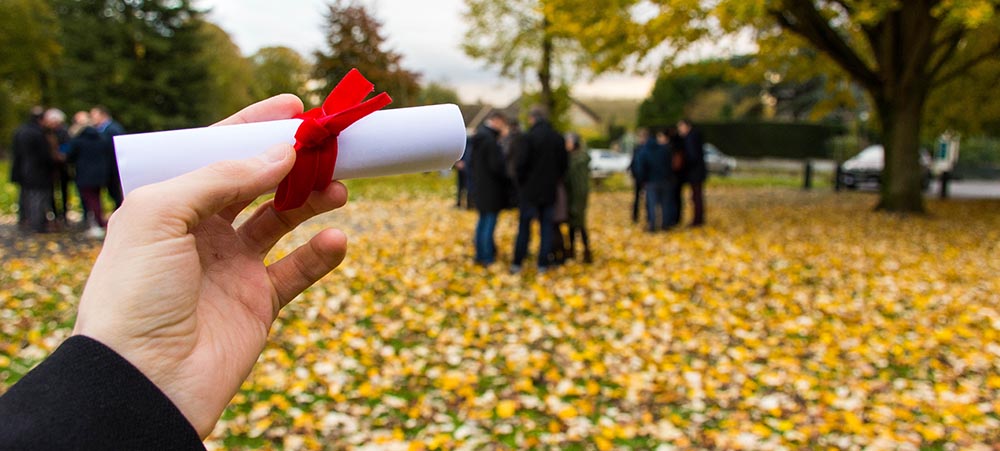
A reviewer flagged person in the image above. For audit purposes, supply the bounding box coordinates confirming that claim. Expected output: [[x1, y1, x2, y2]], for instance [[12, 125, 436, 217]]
[[564, 132, 592, 263], [511, 106, 567, 274], [629, 128, 650, 224], [68, 110, 91, 138], [43, 108, 72, 225], [10, 107, 56, 233], [667, 126, 685, 226], [90, 105, 126, 209], [454, 137, 472, 209], [67, 123, 111, 236], [0, 94, 350, 449], [634, 128, 676, 232], [469, 111, 510, 266], [678, 119, 707, 227]]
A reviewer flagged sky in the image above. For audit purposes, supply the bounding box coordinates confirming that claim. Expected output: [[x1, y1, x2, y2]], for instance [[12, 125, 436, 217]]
[[197, 0, 657, 105]]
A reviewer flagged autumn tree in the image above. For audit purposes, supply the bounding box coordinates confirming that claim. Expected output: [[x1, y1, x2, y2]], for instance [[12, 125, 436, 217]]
[[314, 0, 421, 107], [560, 0, 1000, 213], [417, 82, 460, 106], [462, 0, 595, 123], [252, 46, 310, 101]]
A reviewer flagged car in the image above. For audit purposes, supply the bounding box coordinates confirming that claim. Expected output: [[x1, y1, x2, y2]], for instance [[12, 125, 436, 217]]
[[588, 148, 631, 178], [839, 145, 931, 190], [704, 143, 737, 176]]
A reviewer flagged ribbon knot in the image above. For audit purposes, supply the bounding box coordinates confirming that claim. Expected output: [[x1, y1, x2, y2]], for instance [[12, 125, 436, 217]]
[[274, 69, 392, 211]]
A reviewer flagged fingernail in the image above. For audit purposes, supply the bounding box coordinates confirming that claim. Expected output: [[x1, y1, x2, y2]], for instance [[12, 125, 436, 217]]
[[261, 145, 289, 163]]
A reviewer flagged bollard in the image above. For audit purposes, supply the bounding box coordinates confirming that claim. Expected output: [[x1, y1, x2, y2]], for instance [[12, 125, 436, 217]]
[[803, 159, 813, 190], [834, 164, 843, 192], [940, 171, 950, 199]]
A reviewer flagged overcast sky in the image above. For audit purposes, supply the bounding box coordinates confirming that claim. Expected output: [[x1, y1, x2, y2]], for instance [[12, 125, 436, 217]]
[[197, 0, 657, 105]]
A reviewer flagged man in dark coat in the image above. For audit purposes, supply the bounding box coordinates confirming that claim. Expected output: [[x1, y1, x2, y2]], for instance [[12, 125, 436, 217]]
[[91, 105, 126, 209], [678, 119, 707, 227], [511, 106, 567, 273], [635, 129, 677, 231], [470, 112, 510, 265], [629, 128, 650, 224], [10, 107, 55, 233]]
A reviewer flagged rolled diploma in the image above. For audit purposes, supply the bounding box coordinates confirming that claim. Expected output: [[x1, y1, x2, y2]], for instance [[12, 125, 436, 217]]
[[114, 103, 466, 196]]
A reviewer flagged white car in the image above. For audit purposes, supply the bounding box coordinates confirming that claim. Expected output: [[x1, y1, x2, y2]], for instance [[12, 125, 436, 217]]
[[704, 143, 737, 176], [588, 149, 631, 178], [840, 145, 931, 190]]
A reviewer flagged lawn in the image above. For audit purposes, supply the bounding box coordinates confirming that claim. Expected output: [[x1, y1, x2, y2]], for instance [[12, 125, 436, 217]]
[[1, 173, 998, 450]]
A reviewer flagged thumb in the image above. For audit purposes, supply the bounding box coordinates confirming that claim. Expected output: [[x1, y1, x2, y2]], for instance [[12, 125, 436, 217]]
[[122, 144, 296, 234]]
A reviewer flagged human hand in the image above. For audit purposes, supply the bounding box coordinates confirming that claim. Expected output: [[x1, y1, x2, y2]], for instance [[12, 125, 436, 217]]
[[71, 94, 349, 437]]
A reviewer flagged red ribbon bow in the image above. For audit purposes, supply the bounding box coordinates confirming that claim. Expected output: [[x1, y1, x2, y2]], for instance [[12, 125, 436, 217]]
[[274, 69, 392, 211]]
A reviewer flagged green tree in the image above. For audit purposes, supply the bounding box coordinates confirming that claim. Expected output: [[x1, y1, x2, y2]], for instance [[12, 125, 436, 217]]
[[462, 0, 585, 121], [252, 46, 310, 100], [416, 82, 460, 106], [313, 0, 421, 108], [0, 0, 61, 152], [197, 22, 258, 121], [560, 0, 1000, 213], [48, 0, 211, 131]]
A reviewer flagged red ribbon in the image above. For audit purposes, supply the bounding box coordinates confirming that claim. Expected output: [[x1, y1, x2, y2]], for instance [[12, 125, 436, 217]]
[[274, 69, 392, 211]]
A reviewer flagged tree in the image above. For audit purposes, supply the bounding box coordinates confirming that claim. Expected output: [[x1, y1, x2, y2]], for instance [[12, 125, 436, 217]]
[[313, 1, 421, 108], [560, 0, 1000, 213], [0, 0, 61, 151], [197, 22, 258, 121], [48, 0, 212, 131], [462, 0, 586, 121], [416, 82, 460, 106], [252, 46, 310, 100]]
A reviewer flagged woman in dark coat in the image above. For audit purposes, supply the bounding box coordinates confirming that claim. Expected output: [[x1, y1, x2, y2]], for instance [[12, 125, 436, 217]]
[[67, 127, 110, 228]]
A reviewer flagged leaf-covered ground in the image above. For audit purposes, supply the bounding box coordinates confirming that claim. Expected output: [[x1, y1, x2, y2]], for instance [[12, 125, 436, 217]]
[[2, 184, 999, 450]]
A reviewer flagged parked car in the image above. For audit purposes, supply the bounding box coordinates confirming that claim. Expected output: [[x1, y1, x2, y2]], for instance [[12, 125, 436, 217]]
[[588, 149, 632, 178], [705, 143, 737, 176], [839, 145, 931, 190]]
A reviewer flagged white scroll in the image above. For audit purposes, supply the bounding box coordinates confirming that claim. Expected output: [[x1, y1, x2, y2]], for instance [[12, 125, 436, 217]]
[[113, 104, 467, 195]]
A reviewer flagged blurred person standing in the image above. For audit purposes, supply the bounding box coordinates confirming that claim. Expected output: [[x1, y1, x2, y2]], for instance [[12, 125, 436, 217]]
[[564, 132, 593, 263], [667, 126, 685, 227], [90, 105, 126, 209], [43, 109, 72, 225], [454, 137, 471, 209], [68, 110, 91, 137], [10, 107, 56, 233], [629, 128, 651, 224], [678, 119, 706, 227], [634, 128, 676, 232], [67, 124, 111, 238], [511, 106, 567, 274], [470, 112, 511, 266]]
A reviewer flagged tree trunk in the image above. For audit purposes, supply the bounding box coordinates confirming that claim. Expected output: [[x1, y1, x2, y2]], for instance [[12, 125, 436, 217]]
[[874, 94, 927, 213], [538, 16, 555, 114]]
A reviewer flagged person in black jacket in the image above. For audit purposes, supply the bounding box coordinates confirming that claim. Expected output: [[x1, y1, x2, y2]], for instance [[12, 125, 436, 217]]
[[511, 106, 567, 273], [470, 111, 511, 265], [635, 129, 677, 232], [678, 119, 707, 227], [10, 107, 56, 233], [67, 126, 111, 231], [0, 94, 350, 450], [90, 105, 126, 209]]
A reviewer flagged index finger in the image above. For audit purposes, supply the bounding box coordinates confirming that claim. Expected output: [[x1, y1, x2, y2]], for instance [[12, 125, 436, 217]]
[[213, 94, 304, 127]]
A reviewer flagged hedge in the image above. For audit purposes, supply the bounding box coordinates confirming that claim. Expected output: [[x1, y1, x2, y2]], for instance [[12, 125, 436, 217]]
[[652, 121, 846, 159]]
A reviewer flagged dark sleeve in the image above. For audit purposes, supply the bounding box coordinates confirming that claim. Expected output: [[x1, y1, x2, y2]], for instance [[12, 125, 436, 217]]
[[0, 336, 206, 451]]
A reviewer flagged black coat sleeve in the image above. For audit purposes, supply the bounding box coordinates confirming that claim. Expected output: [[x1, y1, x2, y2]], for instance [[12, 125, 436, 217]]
[[0, 336, 205, 451]]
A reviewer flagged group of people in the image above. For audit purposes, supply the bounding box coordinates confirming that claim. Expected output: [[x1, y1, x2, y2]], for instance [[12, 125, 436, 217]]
[[9, 105, 126, 236], [630, 119, 707, 232], [463, 107, 593, 273]]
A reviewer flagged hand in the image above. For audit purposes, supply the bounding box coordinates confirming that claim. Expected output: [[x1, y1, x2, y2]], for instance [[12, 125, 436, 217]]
[[71, 94, 350, 437]]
